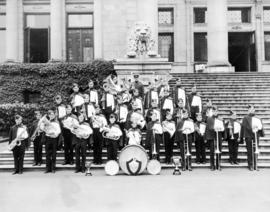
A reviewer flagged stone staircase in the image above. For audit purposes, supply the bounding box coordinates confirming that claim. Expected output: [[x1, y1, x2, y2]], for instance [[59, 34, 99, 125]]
[[0, 72, 269, 171]]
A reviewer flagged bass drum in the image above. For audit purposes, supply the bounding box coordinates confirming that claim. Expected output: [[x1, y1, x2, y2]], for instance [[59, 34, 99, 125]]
[[118, 145, 148, 175], [105, 160, 119, 176]]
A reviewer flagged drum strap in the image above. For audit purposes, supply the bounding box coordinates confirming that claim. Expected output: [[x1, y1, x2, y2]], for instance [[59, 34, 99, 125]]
[[126, 158, 142, 175]]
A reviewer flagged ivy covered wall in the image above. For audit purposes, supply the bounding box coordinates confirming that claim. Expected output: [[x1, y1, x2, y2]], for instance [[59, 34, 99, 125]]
[[0, 60, 115, 131]]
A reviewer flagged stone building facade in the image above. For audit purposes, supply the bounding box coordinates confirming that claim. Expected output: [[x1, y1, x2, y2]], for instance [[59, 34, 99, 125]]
[[1, 0, 270, 73]]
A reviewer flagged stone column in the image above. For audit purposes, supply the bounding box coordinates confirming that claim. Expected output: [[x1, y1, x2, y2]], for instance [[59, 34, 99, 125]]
[[94, 0, 103, 59], [255, 0, 263, 72], [207, 0, 233, 72], [50, 0, 64, 61], [6, 0, 20, 62], [137, 0, 158, 55]]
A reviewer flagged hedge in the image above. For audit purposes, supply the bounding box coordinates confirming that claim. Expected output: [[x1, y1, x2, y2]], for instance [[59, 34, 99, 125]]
[[0, 60, 115, 132]]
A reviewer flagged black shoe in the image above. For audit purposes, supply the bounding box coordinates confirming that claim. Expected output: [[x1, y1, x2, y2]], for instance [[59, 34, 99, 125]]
[[12, 171, 18, 175], [51, 170, 56, 173], [37, 163, 42, 166], [188, 167, 192, 171], [62, 161, 69, 165], [230, 161, 234, 165], [202, 161, 206, 164], [211, 166, 215, 171], [249, 167, 254, 171], [32, 163, 38, 166], [74, 169, 81, 173], [81, 169, 85, 173], [44, 170, 51, 174], [234, 161, 239, 165]]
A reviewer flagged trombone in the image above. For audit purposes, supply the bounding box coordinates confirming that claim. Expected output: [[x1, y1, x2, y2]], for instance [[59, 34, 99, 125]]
[[183, 128, 192, 171], [215, 130, 221, 170], [252, 127, 260, 171]]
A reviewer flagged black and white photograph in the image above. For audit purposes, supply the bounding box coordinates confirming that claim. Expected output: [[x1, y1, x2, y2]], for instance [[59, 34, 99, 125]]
[[0, 0, 270, 212]]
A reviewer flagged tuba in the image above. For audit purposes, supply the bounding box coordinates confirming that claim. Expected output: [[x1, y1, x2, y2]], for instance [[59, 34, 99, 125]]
[[103, 74, 122, 95], [71, 123, 93, 139], [102, 126, 122, 141], [40, 117, 61, 138]]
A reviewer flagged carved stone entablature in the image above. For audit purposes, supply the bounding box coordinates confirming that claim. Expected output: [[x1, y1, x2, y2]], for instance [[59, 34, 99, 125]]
[[127, 22, 157, 58]]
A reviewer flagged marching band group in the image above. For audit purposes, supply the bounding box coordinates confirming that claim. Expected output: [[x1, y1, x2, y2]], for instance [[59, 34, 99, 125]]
[[8, 74, 265, 175]]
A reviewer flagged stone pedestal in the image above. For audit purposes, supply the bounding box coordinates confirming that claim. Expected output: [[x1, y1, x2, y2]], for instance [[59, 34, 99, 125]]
[[114, 58, 172, 85]]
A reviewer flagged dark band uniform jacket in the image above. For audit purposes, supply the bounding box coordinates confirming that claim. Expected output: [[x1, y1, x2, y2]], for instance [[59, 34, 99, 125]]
[[205, 116, 226, 141], [240, 114, 265, 142], [9, 124, 29, 147]]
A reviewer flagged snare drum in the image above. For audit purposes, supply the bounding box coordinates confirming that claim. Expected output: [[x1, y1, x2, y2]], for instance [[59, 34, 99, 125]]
[[118, 145, 148, 175], [105, 160, 119, 176]]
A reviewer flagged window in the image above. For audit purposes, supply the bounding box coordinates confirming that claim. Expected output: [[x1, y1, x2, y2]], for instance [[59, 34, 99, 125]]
[[194, 8, 207, 24], [265, 33, 270, 60], [228, 8, 251, 23], [0, 14, 5, 62], [194, 33, 207, 62], [67, 14, 94, 62], [23, 91, 41, 104], [158, 33, 174, 62], [158, 8, 174, 25], [264, 8, 270, 23], [24, 14, 50, 63]]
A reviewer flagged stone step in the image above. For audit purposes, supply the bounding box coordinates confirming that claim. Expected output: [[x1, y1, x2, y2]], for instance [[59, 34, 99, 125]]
[[0, 154, 269, 165], [1, 162, 270, 171], [2, 146, 270, 158]]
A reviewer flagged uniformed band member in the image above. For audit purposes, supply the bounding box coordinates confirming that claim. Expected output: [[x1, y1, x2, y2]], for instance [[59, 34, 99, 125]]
[[103, 113, 122, 161], [225, 111, 241, 165], [240, 105, 264, 171], [30, 110, 43, 166], [132, 74, 144, 98], [205, 106, 225, 171], [72, 113, 93, 173], [162, 110, 176, 164], [61, 105, 75, 165], [175, 109, 194, 171], [188, 85, 202, 122], [9, 115, 29, 175], [42, 109, 61, 173], [145, 110, 163, 160], [194, 113, 206, 164], [91, 105, 107, 164]]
